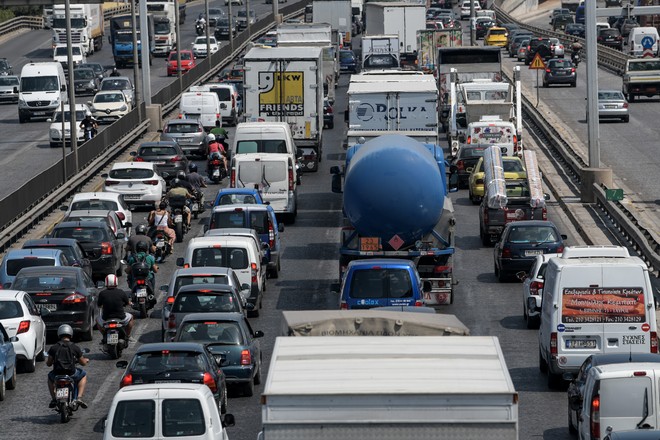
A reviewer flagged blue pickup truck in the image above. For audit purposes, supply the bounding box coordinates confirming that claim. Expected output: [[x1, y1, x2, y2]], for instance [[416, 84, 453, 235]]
[[339, 259, 429, 310]]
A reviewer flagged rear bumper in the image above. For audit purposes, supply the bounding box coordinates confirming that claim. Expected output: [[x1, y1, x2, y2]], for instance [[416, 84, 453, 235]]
[[498, 257, 536, 273], [222, 365, 255, 383], [45, 309, 93, 333]]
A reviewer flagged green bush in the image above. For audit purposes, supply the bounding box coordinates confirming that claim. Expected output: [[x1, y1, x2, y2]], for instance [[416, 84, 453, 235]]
[[0, 10, 15, 23]]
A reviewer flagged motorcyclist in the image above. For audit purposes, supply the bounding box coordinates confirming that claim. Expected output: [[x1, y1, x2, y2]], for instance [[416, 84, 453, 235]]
[[125, 241, 158, 295], [97, 274, 134, 341], [207, 133, 229, 174], [196, 14, 206, 30], [148, 201, 176, 250], [187, 163, 207, 192], [79, 114, 98, 140], [109, 67, 121, 77], [167, 178, 193, 229], [47, 324, 89, 409], [210, 119, 229, 140], [126, 224, 155, 256], [571, 39, 583, 65]]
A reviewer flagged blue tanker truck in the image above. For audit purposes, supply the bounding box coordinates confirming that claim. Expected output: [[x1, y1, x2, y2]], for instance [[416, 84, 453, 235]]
[[330, 134, 459, 305]]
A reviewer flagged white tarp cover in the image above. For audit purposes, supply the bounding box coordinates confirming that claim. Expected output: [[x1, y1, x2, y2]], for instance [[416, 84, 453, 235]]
[[524, 150, 545, 209], [484, 145, 507, 209]]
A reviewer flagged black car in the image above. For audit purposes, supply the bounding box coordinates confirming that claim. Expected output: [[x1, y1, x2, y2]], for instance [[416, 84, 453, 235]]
[[567, 353, 660, 434], [565, 23, 586, 38], [11, 266, 99, 340], [475, 18, 495, 40], [72, 68, 100, 96], [0, 58, 13, 76], [22, 238, 93, 279], [130, 141, 188, 181], [323, 98, 334, 129], [49, 221, 125, 281], [78, 62, 105, 81], [525, 38, 553, 65], [214, 18, 237, 40], [451, 146, 486, 188], [493, 220, 567, 281], [543, 58, 576, 87], [598, 28, 624, 50], [339, 49, 358, 73], [614, 17, 639, 38], [116, 342, 228, 414], [551, 13, 573, 31]]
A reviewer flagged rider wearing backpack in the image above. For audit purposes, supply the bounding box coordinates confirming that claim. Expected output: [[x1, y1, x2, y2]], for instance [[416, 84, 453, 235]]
[[97, 274, 134, 340], [125, 241, 158, 294], [47, 324, 89, 409]]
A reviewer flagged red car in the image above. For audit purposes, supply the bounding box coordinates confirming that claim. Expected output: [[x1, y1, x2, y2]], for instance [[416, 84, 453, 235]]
[[167, 50, 196, 77]]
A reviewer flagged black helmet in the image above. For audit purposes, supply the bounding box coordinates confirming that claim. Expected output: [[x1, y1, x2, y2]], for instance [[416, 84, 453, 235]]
[[177, 171, 187, 180], [136, 241, 148, 253], [189, 163, 198, 173], [159, 201, 168, 209], [136, 224, 147, 235]]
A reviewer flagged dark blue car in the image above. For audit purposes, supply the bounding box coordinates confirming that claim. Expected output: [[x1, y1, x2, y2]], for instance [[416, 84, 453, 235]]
[[212, 188, 265, 207], [339, 49, 358, 73], [0, 322, 17, 400]]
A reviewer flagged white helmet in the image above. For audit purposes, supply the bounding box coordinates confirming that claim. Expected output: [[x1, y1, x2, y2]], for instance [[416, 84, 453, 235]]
[[207, 133, 215, 142], [105, 274, 118, 288]]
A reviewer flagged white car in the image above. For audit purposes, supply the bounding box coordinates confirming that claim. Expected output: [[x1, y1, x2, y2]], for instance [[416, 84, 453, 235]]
[[52, 43, 86, 69], [460, 0, 481, 20], [89, 90, 131, 124], [63, 192, 133, 233], [519, 253, 559, 329], [0, 290, 47, 373], [102, 162, 167, 210], [48, 104, 92, 148], [191, 36, 219, 58], [548, 37, 565, 58]]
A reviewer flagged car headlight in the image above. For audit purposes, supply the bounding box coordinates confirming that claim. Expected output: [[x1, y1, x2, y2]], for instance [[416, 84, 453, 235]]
[[119, 105, 127, 111], [50, 99, 59, 105], [88, 80, 95, 87], [50, 128, 60, 137], [18, 98, 26, 106]]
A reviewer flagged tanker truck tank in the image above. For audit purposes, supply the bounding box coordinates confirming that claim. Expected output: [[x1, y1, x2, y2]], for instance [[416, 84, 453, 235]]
[[342, 134, 446, 249]]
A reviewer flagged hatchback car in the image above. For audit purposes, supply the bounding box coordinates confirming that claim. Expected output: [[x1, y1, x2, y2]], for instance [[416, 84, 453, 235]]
[[89, 90, 132, 124], [99, 76, 135, 107], [167, 50, 196, 77], [159, 119, 208, 158], [468, 156, 527, 204], [48, 221, 124, 280], [525, 38, 553, 65], [543, 58, 576, 87], [339, 49, 358, 73], [22, 238, 93, 280], [493, 220, 566, 282], [212, 188, 265, 207], [0, 322, 17, 399], [130, 141, 188, 182], [598, 27, 624, 50], [516, 38, 531, 61], [102, 162, 167, 210], [565, 23, 586, 38], [508, 33, 533, 58], [0, 75, 19, 104], [72, 67, 99, 96], [63, 209, 129, 238], [484, 27, 508, 47], [0, 290, 47, 373], [116, 342, 228, 413], [191, 36, 219, 58], [11, 266, 99, 340], [451, 146, 486, 188], [517, 253, 559, 329], [175, 312, 263, 397], [596, 90, 629, 122], [62, 192, 133, 232], [566, 353, 660, 435], [215, 18, 237, 40], [0, 248, 70, 289]]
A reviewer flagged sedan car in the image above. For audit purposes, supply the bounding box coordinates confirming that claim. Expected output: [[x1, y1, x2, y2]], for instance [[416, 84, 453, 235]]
[[159, 119, 208, 158], [468, 156, 527, 204], [493, 220, 566, 282], [596, 90, 629, 122], [475, 17, 495, 39], [102, 162, 167, 210], [339, 49, 358, 73], [99, 76, 135, 107], [72, 67, 99, 96], [48, 221, 125, 281], [543, 58, 576, 87], [565, 23, 586, 38], [598, 28, 624, 50], [0, 290, 47, 373], [175, 312, 263, 397], [130, 141, 188, 182], [566, 353, 660, 435], [89, 90, 132, 124], [116, 342, 228, 414], [215, 18, 237, 40], [516, 38, 530, 61], [0, 75, 19, 104], [0, 322, 17, 399], [450, 146, 486, 188], [11, 266, 99, 340], [205, 8, 225, 27], [517, 253, 559, 329], [167, 50, 196, 77], [22, 238, 93, 280], [191, 36, 219, 58], [62, 192, 133, 232]]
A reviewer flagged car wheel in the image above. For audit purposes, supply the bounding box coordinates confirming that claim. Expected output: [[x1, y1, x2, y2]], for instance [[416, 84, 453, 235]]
[[543, 80, 548, 88], [248, 305, 260, 318], [539, 348, 548, 374], [328, 121, 334, 129], [254, 363, 262, 385], [0, 373, 5, 401], [568, 404, 578, 434], [623, 115, 629, 123], [50, 142, 57, 148], [571, 82, 577, 88], [220, 383, 228, 414], [80, 313, 94, 341], [23, 349, 36, 373], [527, 315, 541, 330], [628, 93, 635, 102], [6, 367, 16, 390]]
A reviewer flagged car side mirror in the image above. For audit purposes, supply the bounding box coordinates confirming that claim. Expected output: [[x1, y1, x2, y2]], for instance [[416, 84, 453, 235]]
[[176, 257, 184, 267], [561, 234, 568, 240], [116, 232, 125, 240], [278, 224, 284, 232], [116, 360, 128, 369], [157, 129, 163, 133], [448, 169, 459, 193], [96, 281, 105, 289], [244, 302, 255, 310], [13, 86, 18, 94], [569, 394, 582, 411], [59, 205, 68, 211], [253, 330, 264, 338], [331, 173, 343, 194], [130, 151, 137, 156], [241, 283, 250, 291], [61, 85, 66, 92], [101, 173, 108, 178], [516, 271, 527, 281], [223, 414, 236, 427], [123, 222, 132, 228]]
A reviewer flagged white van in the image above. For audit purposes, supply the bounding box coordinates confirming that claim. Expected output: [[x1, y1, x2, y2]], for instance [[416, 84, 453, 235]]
[[178, 236, 267, 315], [232, 122, 297, 160], [103, 383, 234, 440], [628, 27, 659, 58], [538, 246, 658, 389], [190, 83, 241, 126], [179, 91, 221, 130], [52, 44, 86, 69], [577, 362, 660, 439], [230, 153, 299, 224], [18, 62, 68, 123]]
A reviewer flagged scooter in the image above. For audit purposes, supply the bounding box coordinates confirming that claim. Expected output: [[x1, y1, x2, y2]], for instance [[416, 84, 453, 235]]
[[191, 190, 205, 219], [150, 228, 171, 263], [101, 319, 128, 359], [195, 21, 205, 36], [53, 348, 89, 423], [128, 259, 156, 319], [207, 154, 227, 183], [168, 196, 188, 242], [571, 51, 580, 67], [83, 126, 97, 141]]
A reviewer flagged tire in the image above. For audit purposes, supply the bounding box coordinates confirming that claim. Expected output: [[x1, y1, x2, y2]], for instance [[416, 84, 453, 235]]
[[242, 378, 255, 397], [6, 368, 16, 390], [81, 314, 94, 342], [470, 191, 480, 205], [328, 121, 334, 129], [59, 403, 70, 423], [50, 142, 57, 148], [23, 355, 36, 373], [527, 315, 541, 330], [623, 116, 629, 123], [498, 268, 508, 282], [107, 344, 119, 360], [542, 81, 548, 88], [568, 404, 578, 434], [18, 114, 27, 123], [481, 229, 490, 247], [139, 303, 147, 319], [254, 364, 262, 385], [539, 349, 548, 374], [0, 373, 5, 401], [220, 384, 228, 414], [175, 222, 183, 243], [571, 82, 577, 88], [628, 93, 635, 102], [115, 262, 123, 277]]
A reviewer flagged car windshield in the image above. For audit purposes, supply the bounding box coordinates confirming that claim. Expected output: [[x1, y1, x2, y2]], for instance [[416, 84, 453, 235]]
[[55, 46, 81, 56], [108, 168, 154, 179], [598, 91, 624, 100], [94, 93, 124, 103], [173, 275, 229, 293], [139, 146, 178, 156], [101, 79, 130, 90], [178, 321, 244, 344], [349, 269, 413, 299], [600, 29, 619, 36], [628, 61, 660, 71], [165, 122, 201, 133], [154, 21, 170, 34], [172, 292, 240, 313], [51, 226, 109, 242], [0, 77, 18, 86], [12, 274, 77, 290], [52, 110, 88, 123], [217, 194, 257, 205], [74, 69, 94, 80], [129, 350, 206, 372], [71, 200, 117, 211], [21, 76, 59, 92], [82, 64, 103, 75], [191, 247, 249, 270], [6, 259, 56, 277], [0, 301, 23, 319], [111, 400, 156, 438], [507, 226, 559, 243]]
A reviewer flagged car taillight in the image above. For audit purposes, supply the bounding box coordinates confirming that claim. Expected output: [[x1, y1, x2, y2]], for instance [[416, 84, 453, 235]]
[[240, 349, 251, 365], [340, 301, 348, 310], [63, 293, 86, 304], [168, 313, 177, 329], [556, 245, 564, 254], [230, 169, 236, 187], [590, 394, 600, 439], [651, 332, 658, 353], [288, 165, 294, 191], [466, 135, 472, 144], [550, 332, 558, 356], [251, 262, 258, 284], [134, 157, 144, 162], [120, 374, 133, 388], [545, 68, 551, 73], [542, 207, 547, 220], [166, 296, 175, 304], [623, 102, 629, 109], [456, 160, 464, 171], [170, 155, 183, 163], [17, 320, 30, 334], [414, 300, 423, 306], [571, 67, 576, 73], [527, 45, 531, 50], [203, 372, 217, 392], [501, 247, 512, 258], [268, 222, 275, 249], [529, 281, 543, 295], [101, 242, 113, 255], [143, 179, 159, 185], [105, 180, 119, 186]]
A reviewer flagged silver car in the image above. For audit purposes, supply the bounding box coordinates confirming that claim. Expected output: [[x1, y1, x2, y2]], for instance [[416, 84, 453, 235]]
[[0, 75, 19, 103], [597, 90, 629, 122], [99, 76, 135, 107], [548, 38, 565, 58], [159, 119, 209, 157]]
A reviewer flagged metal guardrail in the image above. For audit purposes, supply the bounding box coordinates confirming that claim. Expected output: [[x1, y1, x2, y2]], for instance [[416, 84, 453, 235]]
[[0, 16, 43, 37]]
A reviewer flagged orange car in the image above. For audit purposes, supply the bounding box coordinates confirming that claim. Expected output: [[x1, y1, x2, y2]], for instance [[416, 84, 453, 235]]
[[167, 50, 196, 77]]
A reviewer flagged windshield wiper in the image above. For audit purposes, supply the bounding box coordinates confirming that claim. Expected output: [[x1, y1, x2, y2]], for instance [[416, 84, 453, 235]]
[[637, 388, 650, 429]]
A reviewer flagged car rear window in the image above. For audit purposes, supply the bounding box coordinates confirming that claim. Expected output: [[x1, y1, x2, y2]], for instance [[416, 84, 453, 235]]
[[216, 194, 257, 205], [598, 91, 624, 100], [600, 29, 619, 37], [165, 123, 201, 133], [173, 292, 239, 313], [191, 247, 249, 270], [6, 258, 56, 276], [130, 350, 206, 372], [507, 226, 558, 243], [109, 168, 154, 179], [0, 301, 23, 319], [235, 140, 287, 154], [211, 87, 231, 101], [102, 79, 130, 90], [349, 269, 413, 299], [162, 399, 206, 437], [549, 60, 573, 69], [178, 321, 244, 344], [12, 275, 77, 290], [211, 211, 246, 229], [71, 200, 118, 211], [459, 147, 486, 159], [173, 274, 229, 293], [237, 160, 287, 184], [111, 399, 156, 438], [489, 29, 506, 35], [249, 211, 269, 234], [52, 226, 109, 242], [139, 146, 178, 156]]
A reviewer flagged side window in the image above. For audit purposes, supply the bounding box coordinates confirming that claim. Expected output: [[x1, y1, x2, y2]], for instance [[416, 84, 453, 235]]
[[23, 295, 39, 316], [75, 244, 86, 261], [243, 318, 254, 340], [61, 254, 69, 266], [83, 272, 95, 289], [232, 273, 242, 288]]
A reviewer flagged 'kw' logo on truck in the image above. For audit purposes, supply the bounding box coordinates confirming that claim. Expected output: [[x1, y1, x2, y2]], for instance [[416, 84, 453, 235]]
[[356, 103, 428, 122], [258, 71, 304, 117]]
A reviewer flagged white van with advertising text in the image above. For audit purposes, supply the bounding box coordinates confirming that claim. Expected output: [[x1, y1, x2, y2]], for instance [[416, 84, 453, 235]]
[[538, 246, 658, 389]]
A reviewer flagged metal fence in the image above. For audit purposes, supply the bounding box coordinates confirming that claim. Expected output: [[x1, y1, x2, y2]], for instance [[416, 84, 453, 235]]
[[0, 16, 43, 37]]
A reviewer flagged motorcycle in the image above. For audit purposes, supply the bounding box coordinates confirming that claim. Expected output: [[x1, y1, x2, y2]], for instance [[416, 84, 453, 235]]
[[207, 153, 227, 183], [127, 258, 156, 319], [83, 125, 97, 142], [191, 190, 204, 219], [101, 319, 128, 359], [195, 20, 205, 36], [149, 228, 171, 263], [53, 348, 89, 423], [168, 195, 189, 242], [571, 51, 581, 67]]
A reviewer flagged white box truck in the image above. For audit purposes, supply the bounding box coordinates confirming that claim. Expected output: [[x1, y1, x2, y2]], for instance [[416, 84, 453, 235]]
[[365, 2, 426, 68], [52, 4, 104, 56], [361, 34, 400, 70], [258, 336, 519, 440], [312, 0, 353, 48], [243, 46, 324, 172], [346, 73, 439, 147]]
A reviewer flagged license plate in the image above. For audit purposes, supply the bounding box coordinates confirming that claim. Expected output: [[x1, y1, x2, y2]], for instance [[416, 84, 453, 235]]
[[212, 169, 220, 177], [192, 203, 199, 211], [136, 288, 147, 298], [605, 105, 617, 109], [156, 241, 165, 248], [174, 215, 183, 223], [107, 333, 119, 344], [178, 138, 193, 143], [123, 194, 141, 200], [56, 388, 69, 399], [33, 111, 47, 116], [154, 380, 181, 384], [37, 303, 57, 311], [525, 250, 543, 256], [187, 114, 200, 119], [153, 161, 166, 165], [566, 339, 597, 349]]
